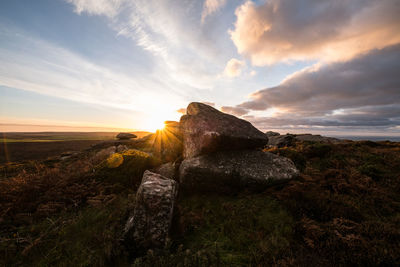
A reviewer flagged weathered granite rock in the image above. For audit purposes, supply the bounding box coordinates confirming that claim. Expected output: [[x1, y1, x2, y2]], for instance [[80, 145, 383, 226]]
[[152, 162, 177, 180], [266, 131, 280, 137], [157, 121, 183, 162], [294, 134, 340, 143], [130, 122, 182, 162], [116, 132, 137, 140], [116, 144, 128, 153], [179, 150, 299, 193], [124, 171, 178, 249], [267, 133, 341, 147], [164, 121, 181, 135], [180, 102, 268, 158], [267, 134, 296, 148], [91, 146, 116, 164]]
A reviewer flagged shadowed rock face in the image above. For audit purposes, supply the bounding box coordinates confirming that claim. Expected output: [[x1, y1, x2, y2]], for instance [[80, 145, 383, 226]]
[[180, 102, 268, 158], [152, 162, 177, 180], [179, 150, 299, 193], [124, 171, 177, 250]]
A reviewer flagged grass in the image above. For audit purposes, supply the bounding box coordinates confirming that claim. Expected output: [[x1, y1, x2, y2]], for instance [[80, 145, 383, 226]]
[[176, 194, 294, 265], [2, 195, 131, 266], [94, 149, 161, 189], [1, 139, 69, 143], [0, 139, 399, 266]]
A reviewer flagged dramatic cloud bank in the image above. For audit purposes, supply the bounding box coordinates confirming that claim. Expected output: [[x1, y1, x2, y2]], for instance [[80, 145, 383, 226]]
[[224, 45, 400, 131], [230, 0, 400, 65]]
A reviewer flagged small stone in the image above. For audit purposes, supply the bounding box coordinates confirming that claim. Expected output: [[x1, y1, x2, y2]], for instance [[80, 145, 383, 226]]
[[116, 133, 137, 140]]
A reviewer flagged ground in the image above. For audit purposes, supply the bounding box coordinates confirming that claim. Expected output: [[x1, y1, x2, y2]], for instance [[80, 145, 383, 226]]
[[0, 135, 399, 266], [0, 132, 150, 163]]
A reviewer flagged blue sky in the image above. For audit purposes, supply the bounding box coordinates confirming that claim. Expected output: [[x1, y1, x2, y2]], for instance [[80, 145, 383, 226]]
[[0, 0, 399, 135]]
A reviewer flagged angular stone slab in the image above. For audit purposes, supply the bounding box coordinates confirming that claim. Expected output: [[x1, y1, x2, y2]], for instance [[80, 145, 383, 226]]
[[180, 102, 268, 158]]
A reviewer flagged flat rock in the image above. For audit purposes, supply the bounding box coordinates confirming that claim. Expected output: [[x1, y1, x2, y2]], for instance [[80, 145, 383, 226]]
[[180, 102, 268, 158], [179, 150, 299, 193], [116, 132, 137, 140], [124, 171, 178, 250]]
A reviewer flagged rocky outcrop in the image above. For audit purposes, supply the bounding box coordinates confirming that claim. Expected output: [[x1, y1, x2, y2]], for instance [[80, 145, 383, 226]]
[[294, 134, 340, 143], [116, 133, 137, 140], [266, 131, 280, 137], [267, 134, 296, 148], [179, 150, 299, 193], [124, 171, 178, 250], [180, 102, 268, 158], [91, 146, 116, 164], [133, 123, 183, 162], [267, 133, 341, 147]]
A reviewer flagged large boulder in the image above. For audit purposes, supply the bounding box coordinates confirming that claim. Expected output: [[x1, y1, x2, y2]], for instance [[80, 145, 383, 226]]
[[180, 102, 268, 158], [116, 132, 137, 140], [124, 171, 178, 250], [179, 150, 299, 193]]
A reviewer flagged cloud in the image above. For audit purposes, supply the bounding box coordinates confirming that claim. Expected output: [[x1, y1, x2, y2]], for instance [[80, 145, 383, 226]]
[[232, 45, 400, 130], [224, 58, 245, 77], [66, 0, 227, 90], [0, 28, 187, 119], [220, 106, 248, 116], [177, 108, 186, 114], [66, 0, 124, 17], [229, 0, 400, 65], [201, 0, 227, 23]]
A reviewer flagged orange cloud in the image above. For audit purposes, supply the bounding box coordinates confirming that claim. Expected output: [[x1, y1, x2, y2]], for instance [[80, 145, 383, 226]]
[[230, 0, 400, 65]]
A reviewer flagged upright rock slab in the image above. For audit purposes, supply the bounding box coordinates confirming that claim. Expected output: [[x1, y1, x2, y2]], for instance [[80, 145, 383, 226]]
[[179, 150, 299, 193], [124, 170, 178, 249], [180, 102, 268, 158]]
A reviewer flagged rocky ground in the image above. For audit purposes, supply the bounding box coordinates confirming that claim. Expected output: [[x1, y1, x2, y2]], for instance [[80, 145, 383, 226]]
[[0, 103, 399, 266]]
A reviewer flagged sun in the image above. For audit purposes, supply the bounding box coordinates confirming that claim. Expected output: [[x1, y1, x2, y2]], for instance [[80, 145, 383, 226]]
[[140, 108, 182, 132], [143, 116, 166, 132]]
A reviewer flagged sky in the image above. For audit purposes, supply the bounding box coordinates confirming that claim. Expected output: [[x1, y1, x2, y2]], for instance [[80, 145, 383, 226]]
[[0, 0, 399, 135]]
